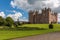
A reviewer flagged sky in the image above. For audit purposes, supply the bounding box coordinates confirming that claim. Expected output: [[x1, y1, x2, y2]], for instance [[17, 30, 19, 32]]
[[0, 0, 28, 21], [0, 0, 60, 22]]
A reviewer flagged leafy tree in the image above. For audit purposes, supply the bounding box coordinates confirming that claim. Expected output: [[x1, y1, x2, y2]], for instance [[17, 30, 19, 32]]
[[5, 17, 14, 28], [0, 16, 6, 26]]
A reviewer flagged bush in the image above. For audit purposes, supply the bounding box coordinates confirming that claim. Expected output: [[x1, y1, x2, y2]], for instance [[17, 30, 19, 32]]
[[6, 23, 12, 28], [49, 24, 53, 29], [14, 23, 18, 28]]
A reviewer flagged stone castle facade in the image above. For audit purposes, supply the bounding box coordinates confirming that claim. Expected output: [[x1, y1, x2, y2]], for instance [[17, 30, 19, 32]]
[[29, 8, 57, 24]]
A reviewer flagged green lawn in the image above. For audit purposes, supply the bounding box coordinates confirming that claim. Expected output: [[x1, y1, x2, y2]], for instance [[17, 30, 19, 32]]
[[22, 24, 49, 28], [0, 24, 60, 40], [22, 24, 60, 29], [0, 30, 55, 40]]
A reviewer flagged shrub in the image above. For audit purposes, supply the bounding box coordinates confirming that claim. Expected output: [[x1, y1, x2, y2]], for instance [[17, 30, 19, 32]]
[[49, 23, 53, 29], [6, 23, 12, 28]]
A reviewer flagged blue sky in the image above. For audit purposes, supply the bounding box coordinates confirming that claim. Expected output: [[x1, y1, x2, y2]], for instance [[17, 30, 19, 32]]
[[0, 0, 28, 21]]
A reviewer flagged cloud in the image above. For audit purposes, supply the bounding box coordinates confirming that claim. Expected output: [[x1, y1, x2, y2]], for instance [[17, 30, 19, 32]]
[[58, 13, 60, 22], [43, 0, 60, 8], [19, 17, 28, 22], [7, 11, 22, 21], [10, 0, 60, 10], [0, 12, 5, 17], [10, 1, 16, 8]]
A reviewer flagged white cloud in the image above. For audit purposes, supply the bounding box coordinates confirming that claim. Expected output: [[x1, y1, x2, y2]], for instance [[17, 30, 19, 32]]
[[10, 0, 60, 10], [7, 11, 22, 21], [58, 13, 60, 22], [10, 0, 30, 10], [10, 1, 16, 8], [0, 12, 5, 17], [19, 18, 28, 22], [43, 0, 60, 8]]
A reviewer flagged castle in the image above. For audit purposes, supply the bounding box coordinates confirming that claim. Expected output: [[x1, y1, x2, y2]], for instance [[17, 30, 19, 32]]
[[29, 8, 57, 24]]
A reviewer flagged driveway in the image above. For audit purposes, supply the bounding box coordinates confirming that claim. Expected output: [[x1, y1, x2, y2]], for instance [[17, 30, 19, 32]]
[[12, 32, 60, 40]]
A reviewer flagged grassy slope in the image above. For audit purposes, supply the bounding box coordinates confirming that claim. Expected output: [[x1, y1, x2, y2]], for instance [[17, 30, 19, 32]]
[[22, 24, 60, 29], [0, 24, 60, 40], [22, 24, 49, 28]]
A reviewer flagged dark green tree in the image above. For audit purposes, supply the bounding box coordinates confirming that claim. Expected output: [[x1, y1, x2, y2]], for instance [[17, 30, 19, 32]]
[[0, 16, 6, 26], [5, 17, 14, 28]]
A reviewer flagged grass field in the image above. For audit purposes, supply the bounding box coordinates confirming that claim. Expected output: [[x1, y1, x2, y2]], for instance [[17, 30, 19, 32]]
[[0, 24, 60, 40]]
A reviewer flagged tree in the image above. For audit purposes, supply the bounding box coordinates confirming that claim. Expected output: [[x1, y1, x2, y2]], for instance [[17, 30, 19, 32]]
[[5, 17, 14, 28], [0, 16, 6, 26]]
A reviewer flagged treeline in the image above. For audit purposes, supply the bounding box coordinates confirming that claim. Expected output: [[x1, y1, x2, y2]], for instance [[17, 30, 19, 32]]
[[0, 16, 20, 28]]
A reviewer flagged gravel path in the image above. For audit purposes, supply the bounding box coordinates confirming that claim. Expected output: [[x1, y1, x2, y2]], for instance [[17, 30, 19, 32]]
[[12, 32, 60, 40]]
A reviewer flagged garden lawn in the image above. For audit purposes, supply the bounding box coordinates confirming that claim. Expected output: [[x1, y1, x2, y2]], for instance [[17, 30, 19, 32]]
[[0, 24, 60, 40]]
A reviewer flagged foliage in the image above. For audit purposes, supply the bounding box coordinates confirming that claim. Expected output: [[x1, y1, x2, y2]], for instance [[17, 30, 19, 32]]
[[5, 17, 14, 28], [14, 22, 18, 28], [0, 16, 6, 26], [0, 16, 22, 28], [49, 24, 53, 29]]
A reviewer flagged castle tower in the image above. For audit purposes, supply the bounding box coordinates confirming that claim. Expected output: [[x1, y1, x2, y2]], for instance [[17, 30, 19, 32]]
[[29, 10, 33, 23]]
